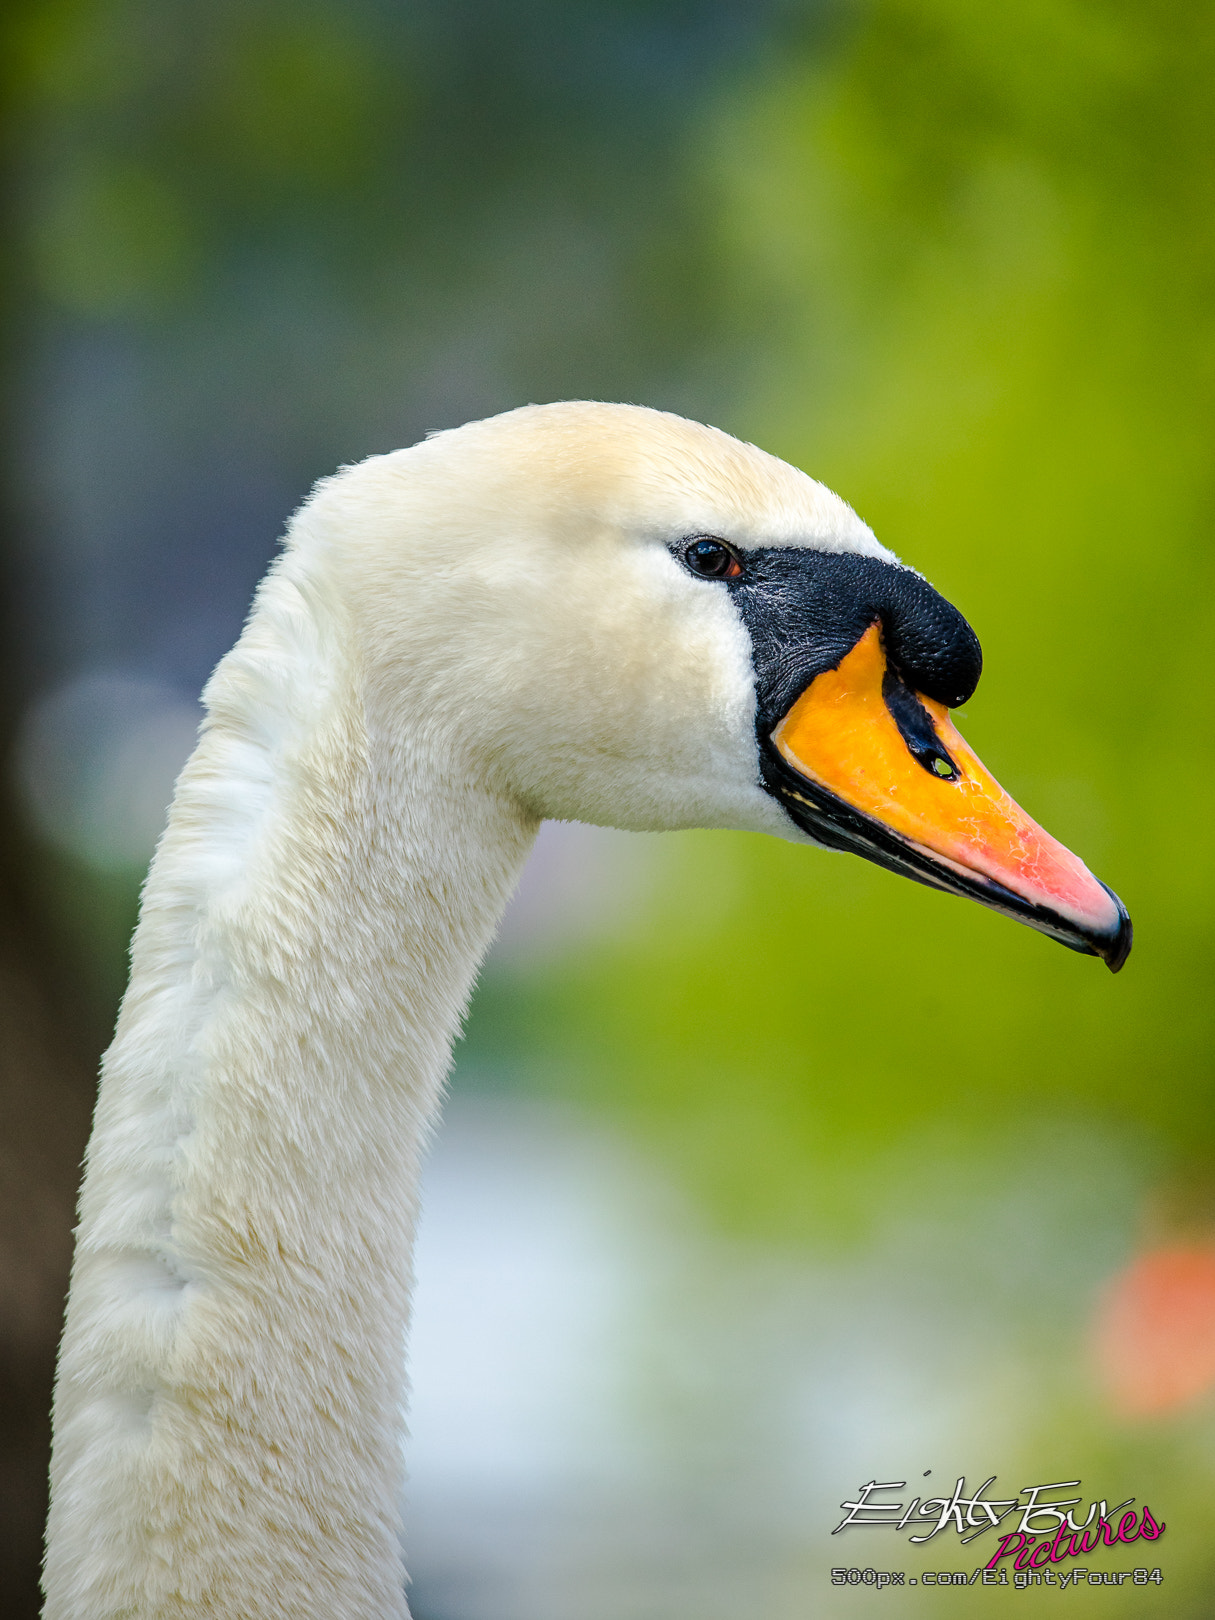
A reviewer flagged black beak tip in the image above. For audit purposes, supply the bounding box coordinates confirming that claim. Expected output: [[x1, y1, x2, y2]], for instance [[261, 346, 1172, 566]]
[[1096, 886, 1133, 974]]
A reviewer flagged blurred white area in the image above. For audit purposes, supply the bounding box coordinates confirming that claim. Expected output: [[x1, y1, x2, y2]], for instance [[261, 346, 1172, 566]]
[[13, 670, 200, 871], [489, 821, 664, 964], [405, 1097, 798, 1620], [406, 1097, 1151, 1620]]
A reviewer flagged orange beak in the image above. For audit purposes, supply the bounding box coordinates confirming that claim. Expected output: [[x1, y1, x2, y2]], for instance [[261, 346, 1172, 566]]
[[768, 624, 1131, 969]]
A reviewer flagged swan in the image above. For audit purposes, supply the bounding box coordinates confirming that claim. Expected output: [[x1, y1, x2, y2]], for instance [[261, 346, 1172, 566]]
[[43, 401, 1130, 1619]]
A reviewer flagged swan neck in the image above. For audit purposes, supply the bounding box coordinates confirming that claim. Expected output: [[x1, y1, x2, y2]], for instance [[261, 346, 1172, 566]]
[[44, 548, 536, 1620]]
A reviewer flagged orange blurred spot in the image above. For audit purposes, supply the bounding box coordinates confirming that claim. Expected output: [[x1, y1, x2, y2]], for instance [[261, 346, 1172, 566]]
[[1094, 1247, 1215, 1417]]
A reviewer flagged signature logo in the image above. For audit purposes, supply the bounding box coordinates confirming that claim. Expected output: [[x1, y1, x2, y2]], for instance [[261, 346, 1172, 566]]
[[833, 1477, 1166, 1573]]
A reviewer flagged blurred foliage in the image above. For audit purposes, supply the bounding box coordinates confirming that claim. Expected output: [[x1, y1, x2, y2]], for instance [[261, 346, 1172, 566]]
[[476, 0, 1215, 1257], [9, 0, 779, 373]]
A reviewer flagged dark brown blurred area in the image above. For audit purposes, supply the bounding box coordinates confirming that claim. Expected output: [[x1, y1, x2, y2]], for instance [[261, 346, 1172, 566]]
[[0, 831, 93, 1619]]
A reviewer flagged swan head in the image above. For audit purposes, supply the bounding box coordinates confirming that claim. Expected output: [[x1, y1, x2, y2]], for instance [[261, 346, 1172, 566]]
[[316, 401, 1130, 970]]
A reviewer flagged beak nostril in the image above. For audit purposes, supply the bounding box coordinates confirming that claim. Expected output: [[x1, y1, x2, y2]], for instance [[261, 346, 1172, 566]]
[[881, 663, 961, 781]]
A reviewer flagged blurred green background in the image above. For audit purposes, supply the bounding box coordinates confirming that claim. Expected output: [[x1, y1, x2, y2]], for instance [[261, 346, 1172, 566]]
[[1, 2, 1212, 1616]]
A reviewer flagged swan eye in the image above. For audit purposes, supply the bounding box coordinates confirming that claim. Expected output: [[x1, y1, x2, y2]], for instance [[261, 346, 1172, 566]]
[[681, 538, 743, 581]]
